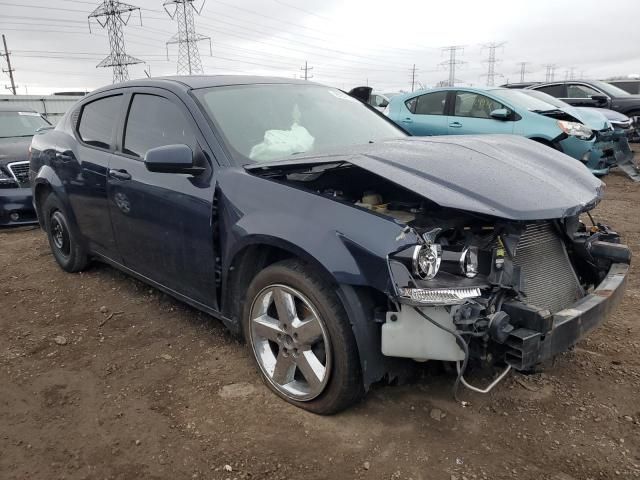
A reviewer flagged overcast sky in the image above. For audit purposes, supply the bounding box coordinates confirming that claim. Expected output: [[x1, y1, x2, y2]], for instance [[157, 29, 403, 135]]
[[1, 0, 639, 95]]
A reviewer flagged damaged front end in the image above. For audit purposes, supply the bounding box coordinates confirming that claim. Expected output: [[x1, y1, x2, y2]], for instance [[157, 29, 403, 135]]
[[385, 214, 630, 382]]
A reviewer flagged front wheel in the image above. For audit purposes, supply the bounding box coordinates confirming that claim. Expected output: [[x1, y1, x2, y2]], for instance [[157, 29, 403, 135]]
[[242, 259, 363, 414], [42, 193, 89, 273]]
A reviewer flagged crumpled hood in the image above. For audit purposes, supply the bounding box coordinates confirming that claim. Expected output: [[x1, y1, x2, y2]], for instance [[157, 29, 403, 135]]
[[246, 135, 604, 220], [0, 137, 31, 167], [558, 105, 610, 131]]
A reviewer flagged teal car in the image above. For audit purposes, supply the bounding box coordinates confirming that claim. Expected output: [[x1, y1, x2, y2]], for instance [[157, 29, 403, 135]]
[[386, 86, 623, 175]]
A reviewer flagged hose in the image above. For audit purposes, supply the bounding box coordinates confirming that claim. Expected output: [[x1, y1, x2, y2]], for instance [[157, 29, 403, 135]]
[[413, 307, 469, 402], [413, 306, 512, 401]]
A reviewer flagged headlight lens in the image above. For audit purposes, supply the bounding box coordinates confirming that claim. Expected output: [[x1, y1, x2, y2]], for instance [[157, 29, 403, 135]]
[[557, 120, 593, 140], [412, 244, 441, 279], [461, 246, 479, 278], [0, 168, 17, 186]]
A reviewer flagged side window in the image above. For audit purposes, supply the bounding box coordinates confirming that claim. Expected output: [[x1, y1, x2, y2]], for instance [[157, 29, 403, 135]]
[[404, 96, 418, 113], [453, 92, 504, 119], [535, 84, 565, 98], [566, 84, 601, 98], [78, 95, 122, 149], [123, 94, 196, 158], [414, 91, 448, 115]]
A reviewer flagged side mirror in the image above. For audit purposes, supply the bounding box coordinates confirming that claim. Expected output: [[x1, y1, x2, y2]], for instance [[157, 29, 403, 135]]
[[490, 108, 510, 120], [144, 144, 204, 175], [591, 94, 608, 104], [378, 99, 389, 108]]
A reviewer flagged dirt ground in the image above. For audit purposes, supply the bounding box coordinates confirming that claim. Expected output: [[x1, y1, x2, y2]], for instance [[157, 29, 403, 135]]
[[1, 170, 639, 480]]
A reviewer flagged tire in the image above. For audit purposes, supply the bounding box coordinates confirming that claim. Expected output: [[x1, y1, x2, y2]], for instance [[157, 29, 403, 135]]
[[242, 259, 364, 414], [42, 193, 89, 273]]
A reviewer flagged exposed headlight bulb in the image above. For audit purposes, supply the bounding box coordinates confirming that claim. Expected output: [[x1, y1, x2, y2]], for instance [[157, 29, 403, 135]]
[[412, 243, 442, 279], [461, 246, 479, 278]]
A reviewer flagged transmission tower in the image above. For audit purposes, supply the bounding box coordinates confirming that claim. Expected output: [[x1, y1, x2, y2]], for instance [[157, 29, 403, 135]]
[[88, 0, 143, 84], [481, 41, 505, 86], [409, 64, 418, 92], [164, 0, 212, 75], [440, 45, 465, 86], [544, 64, 556, 82], [1, 34, 17, 95], [300, 60, 313, 80], [517, 62, 530, 82]]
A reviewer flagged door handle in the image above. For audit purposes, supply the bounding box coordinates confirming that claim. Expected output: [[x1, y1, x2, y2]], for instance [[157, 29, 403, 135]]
[[401, 117, 413, 123], [108, 169, 132, 181], [449, 121, 463, 128]]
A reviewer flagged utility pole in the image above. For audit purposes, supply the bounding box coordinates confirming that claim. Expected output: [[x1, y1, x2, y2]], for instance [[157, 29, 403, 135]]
[[544, 64, 556, 82], [481, 41, 505, 86], [517, 62, 529, 83], [440, 45, 465, 87], [1, 34, 17, 95], [164, 0, 212, 75], [409, 64, 417, 92], [300, 61, 313, 80], [88, 0, 144, 83]]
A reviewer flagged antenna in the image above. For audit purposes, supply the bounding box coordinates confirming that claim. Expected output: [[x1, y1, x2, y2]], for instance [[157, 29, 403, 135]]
[[88, 0, 143, 84], [164, 0, 212, 75]]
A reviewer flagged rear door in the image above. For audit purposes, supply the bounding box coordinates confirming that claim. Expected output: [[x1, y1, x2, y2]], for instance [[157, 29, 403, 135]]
[[65, 92, 124, 257], [447, 91, 515, 135], [399, 91, 449, 135], [107, 88, 218, 307]]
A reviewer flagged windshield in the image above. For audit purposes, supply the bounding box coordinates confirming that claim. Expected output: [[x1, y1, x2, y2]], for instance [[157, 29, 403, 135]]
[[589, 80, 631, 97], [0, 111, 50, 138], [194, 84, 405, 163], [519, 89, 568, 109], [489, 88, 560, 112]]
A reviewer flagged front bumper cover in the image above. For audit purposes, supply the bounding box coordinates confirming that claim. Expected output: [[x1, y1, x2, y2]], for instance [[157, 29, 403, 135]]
[[505, 262, 628, 369], [0, 187, 37, 226]]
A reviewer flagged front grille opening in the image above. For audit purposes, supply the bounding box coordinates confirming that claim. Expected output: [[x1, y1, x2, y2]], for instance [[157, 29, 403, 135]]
[[513, 223, 583, 314]]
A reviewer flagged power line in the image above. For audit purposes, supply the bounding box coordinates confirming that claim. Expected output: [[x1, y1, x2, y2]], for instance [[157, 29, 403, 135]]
[[440, 45, 465, 87], [300, 60, 313, 80], [1, 34, 17, 95], [480, 41, 505, 86], [164, 0, 212, 75], [88, 0, 144, 83]]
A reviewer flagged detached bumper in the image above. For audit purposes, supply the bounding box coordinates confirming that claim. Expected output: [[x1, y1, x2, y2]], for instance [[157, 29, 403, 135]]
[[506, 263, 629, 369], [0, 187, 37, 226]]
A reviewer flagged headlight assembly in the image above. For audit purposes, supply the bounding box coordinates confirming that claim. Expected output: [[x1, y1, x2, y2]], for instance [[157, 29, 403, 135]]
[[412, 243, 441, 279], [557, 120, 594, 140], [0, 168, 17, 187]]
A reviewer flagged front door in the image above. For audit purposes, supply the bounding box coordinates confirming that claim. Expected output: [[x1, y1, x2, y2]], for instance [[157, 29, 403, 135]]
[[107, 90, 218, 308], [447, 91, 515, 135]]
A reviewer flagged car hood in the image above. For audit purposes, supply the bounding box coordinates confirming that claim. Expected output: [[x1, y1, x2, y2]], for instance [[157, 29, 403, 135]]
[[577, 107, 630, 123], [0, 136, 31, 167], [246, 135, 604, 220]]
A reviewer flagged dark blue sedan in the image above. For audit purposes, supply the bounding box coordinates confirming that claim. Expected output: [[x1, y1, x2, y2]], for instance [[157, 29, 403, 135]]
[[29, 76, 630, 413]]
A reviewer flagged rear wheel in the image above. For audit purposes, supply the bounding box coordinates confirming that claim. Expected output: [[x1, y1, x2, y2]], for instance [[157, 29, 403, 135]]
[[42, 194, 89, 272], [242, 259, 363, 414]]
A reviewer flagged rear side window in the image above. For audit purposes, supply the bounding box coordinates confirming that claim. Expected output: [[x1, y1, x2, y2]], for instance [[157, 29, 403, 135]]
[[414, 91, 448, 115], [123, 94, 196, 158], [534, 84, 565, 98], [78, 95, 122, 149], [404, 96, 418, 113]]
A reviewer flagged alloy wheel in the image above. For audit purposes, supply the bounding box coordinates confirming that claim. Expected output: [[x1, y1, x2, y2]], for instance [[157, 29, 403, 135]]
[[249, 284, 332, 401]]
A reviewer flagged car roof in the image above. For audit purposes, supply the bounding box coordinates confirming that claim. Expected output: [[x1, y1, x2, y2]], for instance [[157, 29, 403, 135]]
[[87, 75, 320, 98], [0, 103, 38, 112]]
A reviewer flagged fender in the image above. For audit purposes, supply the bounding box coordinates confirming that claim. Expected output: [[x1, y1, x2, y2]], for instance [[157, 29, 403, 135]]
[[32, 166, 86, 248]]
